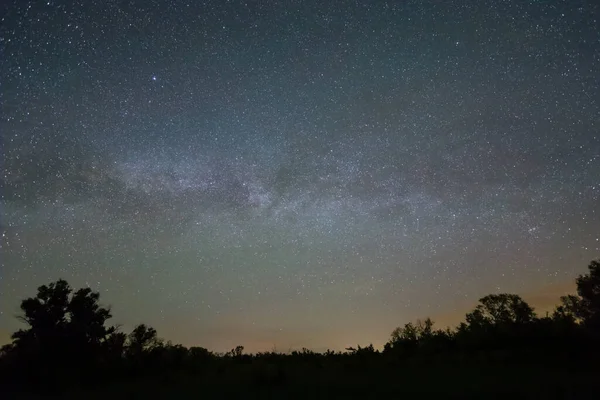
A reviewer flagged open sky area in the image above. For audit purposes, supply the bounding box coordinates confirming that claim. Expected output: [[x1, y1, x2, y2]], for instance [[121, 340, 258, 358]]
[[1, 0, 598, 352]]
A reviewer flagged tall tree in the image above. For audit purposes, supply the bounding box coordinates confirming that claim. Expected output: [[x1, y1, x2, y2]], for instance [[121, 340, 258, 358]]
[[557, 259, 600, 330], [465, 294, 535, 328], [7, 280, 115, 361]]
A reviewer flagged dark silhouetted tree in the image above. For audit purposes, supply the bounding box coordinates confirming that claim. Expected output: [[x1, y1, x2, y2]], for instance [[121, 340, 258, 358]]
[[456, 294, 537, 352], [126, 324, 161, 357], [10, 280, 71, 353], [2, 280, 116, 390], [559, 259, 600, 331], [553, 294, 582, 324], [189, 346, 212, 360], [465, 294, 536, 328], [8, 280, 114, 359], [68, 287, 114, 345], [389, 318, 434, 343], [103, 331, 127, 361], [228, 345, 244, 358], [384, 318, 453, 356]]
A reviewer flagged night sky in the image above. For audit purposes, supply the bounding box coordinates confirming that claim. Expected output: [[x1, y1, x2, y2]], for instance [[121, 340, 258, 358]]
[[1, 0, 599, 352]]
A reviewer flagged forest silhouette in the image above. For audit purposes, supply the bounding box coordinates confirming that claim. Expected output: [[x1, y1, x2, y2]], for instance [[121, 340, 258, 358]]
[[1, 259, 599, 399]]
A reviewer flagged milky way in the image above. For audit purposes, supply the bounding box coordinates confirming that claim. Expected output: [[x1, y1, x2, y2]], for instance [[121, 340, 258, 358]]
[[1, 0, 599, 351]]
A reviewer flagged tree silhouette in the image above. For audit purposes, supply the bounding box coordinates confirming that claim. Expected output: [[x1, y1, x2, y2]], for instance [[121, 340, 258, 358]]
[[103, 331, 127, 361], [2, 280, 117, 390], [128, 324, 160, 352], [68, 287, 115, 345], [10, 280, 71, 352], [553, 294, 582, 324], [125, 323, 162, 367], [392, 318, 435, 342], [556, 259, 600, 331], [8, 280, 115, 358], [465, 293, 536, 328], [384, 318, 455, 356], [228, 345, 244, 358]]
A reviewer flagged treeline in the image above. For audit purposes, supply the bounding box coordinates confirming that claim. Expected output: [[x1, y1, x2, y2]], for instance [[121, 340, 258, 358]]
[[1, 260, 599, 398]]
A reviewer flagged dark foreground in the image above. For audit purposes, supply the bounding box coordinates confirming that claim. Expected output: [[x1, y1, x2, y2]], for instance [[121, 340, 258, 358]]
[[3, 259, 599, 399], [5, 349, 600, 400]]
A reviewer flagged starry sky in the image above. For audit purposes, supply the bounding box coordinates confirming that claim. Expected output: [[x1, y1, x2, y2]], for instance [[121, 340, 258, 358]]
[[1, 0, 599, 352]]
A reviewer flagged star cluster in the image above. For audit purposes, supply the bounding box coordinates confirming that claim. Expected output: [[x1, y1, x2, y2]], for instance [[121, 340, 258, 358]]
[[1, 0, 599, 351]]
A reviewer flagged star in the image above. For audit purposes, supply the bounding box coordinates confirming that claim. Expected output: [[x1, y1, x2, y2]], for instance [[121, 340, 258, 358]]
[[0, 0, 598, 353]]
